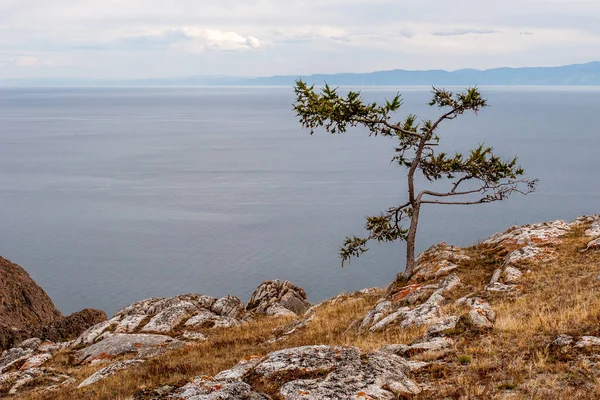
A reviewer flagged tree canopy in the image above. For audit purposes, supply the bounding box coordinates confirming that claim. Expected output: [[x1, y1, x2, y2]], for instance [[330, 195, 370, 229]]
[[293, 81, 537, 277]]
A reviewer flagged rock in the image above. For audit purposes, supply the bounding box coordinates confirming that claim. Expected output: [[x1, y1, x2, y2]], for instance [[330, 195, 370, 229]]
[[247, 280, 311, 316], [20, 353, 52, 370], [552, 335, 574, 346], [34, 308, 108, 344], [505, 246, 558, 266], [115, 314, 148, 333], [0, 256, 63, 350], [0, 347, 33, 373], [181, 331, 207, 341], [369, 307, 410, 332], [466, 298, 496, 329], [402, 337, 454, 357], [116, 294, 217, 318], [37, 341, 67, 355], [486, 282, 521, 293], [159, 346, 419, 398], [391, 283, 433, 304], [174, 378, 269, 400], [184, 310, 241, 329], [17, 338, 42, 351], [252, 346, 420, 398], [78, 359, 144, 388], [74, 333, 178, 363], [490, 269, 502, 285], [585, 221, 600, 238], [415, 243, 471, 265], [575, 336, 600, 348], [214, 356, 263, 381], [406, 360, 429, 371], [437, 274, 462, 293], [399, 302, 442, 329], [412, 259, 459, 282], [425, 315, 460, 338], [503, 267, 523, 283], [379, 344, 410, 356], [270, 315, 315, 343], [141, 303, 198, 333], [212, 296, 246, 319], [370, 302, 441, 332], [359, 287, 381, 294], [484, 220, 570, 250], [469, 309, 494, 329], [73, 320, 116, 347], [0, 368, 74, 396], [362, 274, 459, 332], [360, 301, 392, 330], [581, 238, 600, 253], [265, 304, 297, 318]]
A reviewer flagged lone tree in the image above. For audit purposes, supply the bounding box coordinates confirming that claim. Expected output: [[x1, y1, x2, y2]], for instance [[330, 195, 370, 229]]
[[293, 81, 537, 278]]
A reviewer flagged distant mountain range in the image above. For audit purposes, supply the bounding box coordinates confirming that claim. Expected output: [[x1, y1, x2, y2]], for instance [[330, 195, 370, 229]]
[[3, 62, 600, 87]]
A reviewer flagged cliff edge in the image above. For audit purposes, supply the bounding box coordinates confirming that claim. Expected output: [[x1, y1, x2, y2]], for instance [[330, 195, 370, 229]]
[[0, 257, 63, 350]]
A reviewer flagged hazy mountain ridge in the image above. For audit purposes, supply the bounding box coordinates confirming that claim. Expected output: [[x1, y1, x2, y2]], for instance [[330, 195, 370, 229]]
[[2, 62, 600, 87]]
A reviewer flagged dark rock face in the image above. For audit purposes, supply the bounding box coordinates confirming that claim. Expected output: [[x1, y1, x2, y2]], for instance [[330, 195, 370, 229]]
[[33, 308, 107, 343], [0, 257, 63, 350]]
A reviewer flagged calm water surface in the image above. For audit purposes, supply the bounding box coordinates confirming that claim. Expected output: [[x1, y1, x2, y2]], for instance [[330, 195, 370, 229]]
[[0, 87, 599, 315]]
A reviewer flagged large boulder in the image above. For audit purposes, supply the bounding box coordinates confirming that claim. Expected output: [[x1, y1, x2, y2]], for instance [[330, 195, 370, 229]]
[[152, 345, 420, 399], [0, 257, 63, 350], [74, 333, 181, 364], [247, 280, 311, 316]]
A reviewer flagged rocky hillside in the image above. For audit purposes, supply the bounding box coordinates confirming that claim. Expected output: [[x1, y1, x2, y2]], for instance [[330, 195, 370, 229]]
[[0, 257, 107, 350], [2, 216, 600, 399], [0, 257, 63, 350]]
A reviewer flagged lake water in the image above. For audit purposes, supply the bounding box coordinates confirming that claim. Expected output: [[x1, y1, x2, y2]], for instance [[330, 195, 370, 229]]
[[0, 86, 599, 316]]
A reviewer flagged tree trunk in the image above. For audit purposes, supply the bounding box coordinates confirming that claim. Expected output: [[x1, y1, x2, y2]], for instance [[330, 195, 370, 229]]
[[404, 203, 420, 277]]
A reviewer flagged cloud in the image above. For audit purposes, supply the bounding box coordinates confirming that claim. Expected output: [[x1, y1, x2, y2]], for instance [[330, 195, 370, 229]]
[[432, 29, 498, 36], [9, 56, 39, 66], [170, 28, 261, 52]]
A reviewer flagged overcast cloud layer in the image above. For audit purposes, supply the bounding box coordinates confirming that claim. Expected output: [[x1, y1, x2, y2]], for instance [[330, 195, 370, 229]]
[[1, 0, 600, 79]]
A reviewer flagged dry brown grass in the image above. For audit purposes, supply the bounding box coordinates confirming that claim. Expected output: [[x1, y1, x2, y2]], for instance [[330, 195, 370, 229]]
[[19, 224, 600, 400]]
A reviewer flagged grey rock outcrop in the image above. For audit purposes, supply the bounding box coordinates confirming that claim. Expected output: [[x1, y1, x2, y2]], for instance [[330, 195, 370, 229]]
[[156, 345, 420, 399], [74, 333, 180, 364], [78, 359, 144, 388], [247, 280, 311, 316]]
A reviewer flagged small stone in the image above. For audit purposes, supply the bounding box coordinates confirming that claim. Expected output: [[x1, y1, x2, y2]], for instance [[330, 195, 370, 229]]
[[503, 267, 523, 283], [552, 335, 574, 346], [181, 331, 207, 341], [582, 238, 600, 253], [486, 282, 520, 293], [575, 336, 600, 348], [490, 269, 502, 284]]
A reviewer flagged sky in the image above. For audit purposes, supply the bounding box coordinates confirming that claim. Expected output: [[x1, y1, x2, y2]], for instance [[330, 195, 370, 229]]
[[1, 0, 600, 79]]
